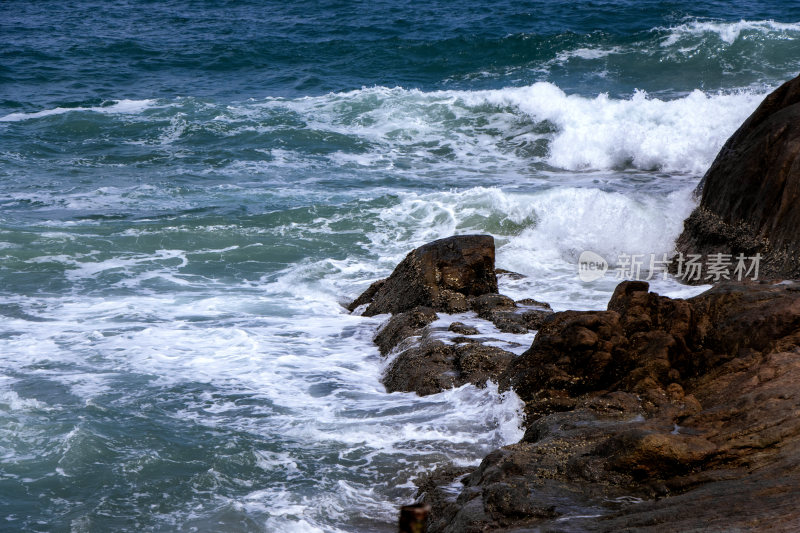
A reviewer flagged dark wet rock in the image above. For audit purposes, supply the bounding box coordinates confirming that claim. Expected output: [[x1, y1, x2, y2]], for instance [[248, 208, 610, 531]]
[[373, 307, 438, 356], [470, 294, 554, 333], [455, 344, 515, 388], [516, 298, 552, 310], [383, 339, 516, 396], [470, 295, 535, 333], [439, 291, 471, 313], [351, 235, 498, 316], [519, 309, 552, 330], [414, 465, 474, 533], [485, 311, 528, 334], [470, 294, 529, 333], [429, 430, 642, 533], [500, 280, 699, 417], [449, 335, 481, 345], [496, 268, 526, 280], [348, 237, 554, 388], [448, 322, 479, 335], [486, 308, 555, 334], [676, 74, 800, 281], [383, 340, 459, 396], [470, 293, 516, 317], [425, 280, 800, 531], [348, 235, 557, 396], [345, 279, 385, 312]]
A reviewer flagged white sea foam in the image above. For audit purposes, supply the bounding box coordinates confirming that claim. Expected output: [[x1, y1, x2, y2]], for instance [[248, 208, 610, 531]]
[[554, 46, 623, 62], [659, 19, 800, 46], [311, 184, 704, 311], [224, 82, 765, 174], [470, 84, 764, 173], [0, 283, 525, 529], [1, 82, 763, 180], [0, 383, 47, 411], [363, 185, 690, 264], [0, 99, 157, 122]]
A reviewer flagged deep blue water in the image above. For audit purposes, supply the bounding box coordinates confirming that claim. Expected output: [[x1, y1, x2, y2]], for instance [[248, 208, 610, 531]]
[[1, 1, 799, 531], [4, 0, 800, 108]]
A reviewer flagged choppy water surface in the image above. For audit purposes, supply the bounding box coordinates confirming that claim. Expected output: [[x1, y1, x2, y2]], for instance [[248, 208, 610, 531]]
[[1, 1, 799, 531]]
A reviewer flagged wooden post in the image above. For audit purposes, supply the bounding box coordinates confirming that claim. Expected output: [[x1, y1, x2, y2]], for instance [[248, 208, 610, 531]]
[[398, 503, 430, 533]]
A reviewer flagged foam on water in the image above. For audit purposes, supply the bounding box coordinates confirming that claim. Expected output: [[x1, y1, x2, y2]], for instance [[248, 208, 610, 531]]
[[1, 83, 764, 186], [0, 99, 157, 122], [238, 83, 764, 174], [659, 19, 800, 46], [554, 46, 624, 62], [471, 84, 764, 173], [306, 184, 700, 309], [0, 283, 525, 530]]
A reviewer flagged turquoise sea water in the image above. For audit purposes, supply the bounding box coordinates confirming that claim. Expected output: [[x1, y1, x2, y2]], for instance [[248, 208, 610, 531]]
[[2, 1, 800, 531]]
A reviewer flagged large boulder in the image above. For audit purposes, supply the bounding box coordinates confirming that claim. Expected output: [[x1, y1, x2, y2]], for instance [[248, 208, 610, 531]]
[[676, 74, 800, 280], [351, 235, 499, 316], [423, 280, 800, 532]]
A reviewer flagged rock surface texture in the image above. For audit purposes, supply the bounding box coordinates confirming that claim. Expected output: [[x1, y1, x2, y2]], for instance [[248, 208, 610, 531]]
[[349, 235, 552, 397], [422, 281, 800, 532], [676, 74, 800, 280], [350, 234, 498, 316]]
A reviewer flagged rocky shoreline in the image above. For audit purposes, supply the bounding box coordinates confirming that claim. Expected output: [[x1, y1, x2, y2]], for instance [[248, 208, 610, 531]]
[[350, 75, 800, 531]]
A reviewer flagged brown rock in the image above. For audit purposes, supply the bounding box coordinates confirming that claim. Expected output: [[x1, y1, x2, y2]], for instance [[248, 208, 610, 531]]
[[516, 298, 552, 310], [382, 340, 516, 396], [519, 309, 553, 331], [373, 307, 438, 356], [455, 344, 515, 388], [472, 294, 554, 333], [345, 279, 385, 312], [448, 322, 479, 335], [383, 340, 458, 396], [351, 235, 498, 316], [471, 293, 516, 317], [603, 429, 717, 480], [425, 280, 800, 531], [675, 74, 800, 280], [485, 311, 529, 334]]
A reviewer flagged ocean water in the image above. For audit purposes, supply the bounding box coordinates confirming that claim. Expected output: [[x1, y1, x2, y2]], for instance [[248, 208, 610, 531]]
[[1, 1, 799, 531]]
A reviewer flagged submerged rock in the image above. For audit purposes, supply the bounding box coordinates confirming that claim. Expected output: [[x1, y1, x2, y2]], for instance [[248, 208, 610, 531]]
[[383, 340, 460, 396], [676, 74, 800, 280], [350, 235, 498, 316], [448, 322, 479, 335], [382, 339, 516, 396], [471, 293, 554, 334], [373, 307, 438, 356]]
